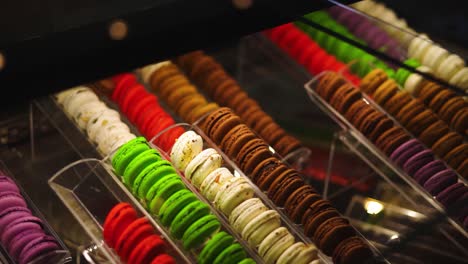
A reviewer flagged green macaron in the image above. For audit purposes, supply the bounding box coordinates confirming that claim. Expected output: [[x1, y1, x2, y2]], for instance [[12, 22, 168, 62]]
[[170, 200, 210, 239], [182, 214, 220, 250], [160, 189, 197, 226], [238, 258, 256, 264], [133, 160, 176, 199], [111, 137, 149, 175], [148, 178, 186, 215], [145, 173, 180, 202], [122, 148, 161, 186], [198, 231, 235, 264], [213, 243, 247, 264]]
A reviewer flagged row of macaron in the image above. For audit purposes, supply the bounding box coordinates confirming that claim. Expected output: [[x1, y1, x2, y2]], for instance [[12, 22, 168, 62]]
[[327, 5, 406, 61], [111, 137, 253, 262], [173, 51, 306, 157], [103, 203, 175, 264], [264, 22, 359, 85], [315, 71, 468, 228], [169, 130, 320, 264], [0, 174, 60, 264], [360, 69, 467, 177], [295, 11, 394, 78], [104, 70, 322, 263], [108, 73, 184, 152], [265, 21, 467, 138], [56, 87, 136, 156], [139, 56, 305, 158], [352, 0, 468, 90]]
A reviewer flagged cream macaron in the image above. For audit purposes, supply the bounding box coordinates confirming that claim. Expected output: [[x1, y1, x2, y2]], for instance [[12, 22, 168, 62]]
[[213, 177, 254, 215], [259, 227, 295, 264], [185, 148, 222, 188], [170, 131, 203, 171], [200, 167, 234, 201], [242, 210, 281, 247], [230, 198, 268, 233]]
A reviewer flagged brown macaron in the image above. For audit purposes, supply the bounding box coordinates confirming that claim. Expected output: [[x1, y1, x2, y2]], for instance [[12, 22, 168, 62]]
[[175, 94, 208, 118], [405, 109, 438, 137], [223, 127, 257, 159], [149, 64, 181, 91], [165, 84, 198, 107], [226, 91, 249, 110], [209, 114, 241, 144], [274, 135, 303, 157], [175, 51, 204, 70], [244, 109, 267, 129], [239, 142, 274, 175], [415, 81, 444, 105], [200, 107, 234, 137], [443, 143, 468, 171], [373, 79, 399, 106], [351, 107, 378, 130], [304, 208, 341, 238], [269, 172, 304, 206], [437, 97, 468, 124], [450, 108, 468, 136], [332, 236, 374, 264], [383, 90, 413, 116], [368, 116, 393, 143], [344, 100, 369, 122], [302, 199, 334, 226], [456, 159, 468, 179], [287, 191, 322, 224], [358, 111, 385, 138], [201, 69, 228, 95], [418, 120, 450, 148], [313, 217, 355, 255], [257, 163, 288, 191], [251, 157, 283, 183], [432, 132, 464, 159], [396, 99, 426, 126], [188, 103, 220, 124], [236, 98, 260, 118], [360, 69, 388, 95], [317, 72, 347, 101], [428, 89, 457, 113], [189, 56, 219, 81], [236, 138, 268, 166], [375, 126, 410, 156], [284, 185, 317, 216]]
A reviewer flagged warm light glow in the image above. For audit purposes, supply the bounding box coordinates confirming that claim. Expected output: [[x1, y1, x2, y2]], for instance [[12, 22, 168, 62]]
[[234, 170, 241, 177], [390, 234, 399, 240], [364, 200, 384, 215]]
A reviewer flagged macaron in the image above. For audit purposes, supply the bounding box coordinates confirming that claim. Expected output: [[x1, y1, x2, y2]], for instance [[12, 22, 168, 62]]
[[390, 139, 426, 167], [258, 227, 294, 264], [413, 160, 447, 185], [1, 216, 43, 249], [230, 198, 268, 233], [127, 234, 166, 264], [332, 236, 374, 264], [184, 148, 222, 188], [123, 149, 162, 185], [423, 169, 458, 196], [182, 214, 220, 249], [103, 203, 138, 248], [170, 200, 210, 239], [242, 210, 281, 247], [199, 167, 234, 202], [198, 231, 235, 264], [170, 131, 203, 171], [213, 177, 254, 215], [114, 217, 154, 261], [313, 217, 355, 255], [18, 235, 59, 264], [403, 149, 435, 176], [147, 176, 185, 215], [213, 243, 247, 264], [133, 160, 176, 199], [150, 254, 176, 264]]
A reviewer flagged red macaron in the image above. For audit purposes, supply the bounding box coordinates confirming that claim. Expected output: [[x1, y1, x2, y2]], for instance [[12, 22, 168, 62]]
[[115, 217, 154, 261], [112, 73, 138, 104], [103, 203, 138, 248], [127, 235, 166, 264]]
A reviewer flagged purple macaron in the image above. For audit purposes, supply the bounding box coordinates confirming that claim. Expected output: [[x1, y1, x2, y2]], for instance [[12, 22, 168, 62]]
[[1, 216, 43, 248], [9, 231, 44, 260], [0, 207, 32, 233], [436, 183, 467, 208], [18, 235, 59, 264], [423, 170, 458, 196], [403, 149, 435, 176], [0, 192, 27, 212], [390, 139, 426, 167], [0, 176, 20, 193], [413, 160, 447, 185]]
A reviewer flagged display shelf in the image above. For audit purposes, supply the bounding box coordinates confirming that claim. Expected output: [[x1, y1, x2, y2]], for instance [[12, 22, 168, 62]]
[[0, 161, 72, 264], [48, 158, 191, 264], [147, 122, 329, 263], [304, 72, 468, 245]]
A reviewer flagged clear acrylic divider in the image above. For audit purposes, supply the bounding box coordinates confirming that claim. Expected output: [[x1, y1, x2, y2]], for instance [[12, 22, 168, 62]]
[[304, 71, 468, 242], [149, 122, 340, 264], [0, 161, 72, 264], [48, 158, 191, 264]]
